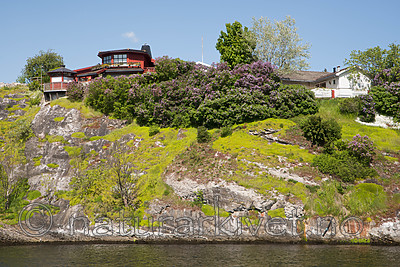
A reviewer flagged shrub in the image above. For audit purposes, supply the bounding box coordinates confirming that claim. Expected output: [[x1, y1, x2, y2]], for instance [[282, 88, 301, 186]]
[[347, 134, 375, 165], [28, 80, 41, 91], [67, 81, 87, 102], [357, 95, 375, 123], [8, 118, 33, 142], [85, 58, 318, 129], [370, 83, 400, 122], [300, 115, 341, 147], [338, 97, 359, 115], [149, 124, 160, 136], [29, 94, 42, 106], [197, 126, 211, 143], [220, 126, 233, 137], [313, 152, 377, 183]]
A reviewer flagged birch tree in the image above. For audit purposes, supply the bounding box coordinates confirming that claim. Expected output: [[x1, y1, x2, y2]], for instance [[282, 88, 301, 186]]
[[249, 16, 311, 72]]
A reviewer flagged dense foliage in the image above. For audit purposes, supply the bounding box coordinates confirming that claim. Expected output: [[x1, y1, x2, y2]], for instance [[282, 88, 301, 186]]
[[338, 97, 359, 115], [249, 16, 311, 71], [67, 81, 86, 102], [370, 69, 400, 121], [17, 49, 64, 85], [344, 43, 400, 80], [216, 21, 256, 68], [357, 95, 376, 123], [300, 115, 341, 147], [83, 57, 318, 128], [347, 134, 375, 165], [313, 136, 377, 183]]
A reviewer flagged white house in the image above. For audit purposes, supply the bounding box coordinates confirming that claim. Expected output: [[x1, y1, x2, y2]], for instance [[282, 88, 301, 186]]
[[280, 66, 371, 98]]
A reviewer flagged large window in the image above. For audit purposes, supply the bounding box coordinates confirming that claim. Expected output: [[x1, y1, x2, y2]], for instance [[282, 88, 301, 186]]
[[114, 54, 127, 64], [103, 55, 112, 64]]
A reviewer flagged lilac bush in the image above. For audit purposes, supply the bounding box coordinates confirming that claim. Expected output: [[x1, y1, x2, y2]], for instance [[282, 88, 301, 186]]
[[347, 134, 375, 165], [67, 81, 87, 101], [85, 58, 318, 128], [370, 68, 400, 122], [357, 95, 375, 123]]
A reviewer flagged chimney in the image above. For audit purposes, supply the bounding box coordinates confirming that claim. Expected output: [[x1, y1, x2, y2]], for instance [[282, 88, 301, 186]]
[[333, 67, 336, 73], [337, 65, 340, 72], [141, 44, 152, 58]]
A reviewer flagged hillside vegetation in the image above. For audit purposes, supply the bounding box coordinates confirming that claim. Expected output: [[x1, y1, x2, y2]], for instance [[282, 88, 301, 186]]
[[0, 59, 399, 229]]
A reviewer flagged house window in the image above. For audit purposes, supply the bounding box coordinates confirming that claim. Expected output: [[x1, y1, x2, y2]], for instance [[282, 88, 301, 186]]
[[333, 79, 336, 85], [114, 54, 127, 64], [103, 55, 112, 64]]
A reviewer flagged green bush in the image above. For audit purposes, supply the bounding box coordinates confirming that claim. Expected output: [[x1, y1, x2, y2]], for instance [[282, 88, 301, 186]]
[[338, 97, 359, 115], [8, 118, 33, 142], [197, 126, 211, 143], [85, 59, 317, 129], [220, 126, 233, 137], [347, 134, 375, 166], [29, 94, 42, 106], [300, 115, 341, 147], [149, 125, 160, 136], [313, 151, 377, 183], [370, 85, 400, 122], [28, 80, 41, 91]]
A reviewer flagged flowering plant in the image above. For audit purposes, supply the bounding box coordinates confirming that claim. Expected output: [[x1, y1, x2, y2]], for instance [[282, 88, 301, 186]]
[[347, 134, 375, 165], [84, 58, 318, 128], [357, 95, 375, 123]]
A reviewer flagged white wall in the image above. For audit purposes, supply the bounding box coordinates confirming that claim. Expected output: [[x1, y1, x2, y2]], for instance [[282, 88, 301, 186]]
[[338, 70, 370, 91], [51, 77, 62, 83], [325, 78, 338, 89]]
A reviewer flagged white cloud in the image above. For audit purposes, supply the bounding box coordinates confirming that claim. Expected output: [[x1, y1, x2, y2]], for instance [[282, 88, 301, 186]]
[[122, 31, 139, 43]]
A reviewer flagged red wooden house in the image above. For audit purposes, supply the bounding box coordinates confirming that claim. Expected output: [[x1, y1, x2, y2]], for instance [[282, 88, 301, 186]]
[[75, 44, 155, 81]]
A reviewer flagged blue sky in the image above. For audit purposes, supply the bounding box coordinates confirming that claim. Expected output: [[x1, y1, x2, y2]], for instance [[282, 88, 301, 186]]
[[1, 0, 399, 83]]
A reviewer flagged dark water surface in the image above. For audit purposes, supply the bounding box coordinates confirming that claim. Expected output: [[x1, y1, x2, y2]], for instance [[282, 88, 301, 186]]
[[0, 243, 399, 266]]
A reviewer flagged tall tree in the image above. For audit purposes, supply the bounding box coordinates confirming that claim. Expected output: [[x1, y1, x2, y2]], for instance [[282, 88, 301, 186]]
[[17, 49, 64, 84], [249, 16, 311, 72], [216, 21, 256, 68], [344, 43, 400, 79]]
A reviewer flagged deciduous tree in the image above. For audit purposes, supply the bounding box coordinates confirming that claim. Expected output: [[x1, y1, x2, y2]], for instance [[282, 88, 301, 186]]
[[17, 49, 64, 86], [216, 21, 256, 68], [344, 43, 400, 80], [249, 16, 311, 72]]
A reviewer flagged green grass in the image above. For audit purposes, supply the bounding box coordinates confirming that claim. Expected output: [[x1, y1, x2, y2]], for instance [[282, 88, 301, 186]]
[[64, 146, 82, 157], [47, 163, 59, 169], [45, 135, 68, 144], [71, 132, 86, 139], [213, 125, 315, 166], [89, 136, 103, 141], [50, 98, 103, 118], [201, 204, 230, 217], [53, 117, 65, 122], [345, 183, 387, 216], [26, 190, 41, 200], [316, 99, 400, 152], [33, 155, 42, 166], [268, 208, 286, 218]]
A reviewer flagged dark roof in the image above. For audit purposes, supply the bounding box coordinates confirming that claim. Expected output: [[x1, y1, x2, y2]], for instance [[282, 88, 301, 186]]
[[97, 49, 150, 58], [76, 72, 99, 77], [47, 66, 77, 75], [104, 68, 144, 74], [280, 70, 333, 83]]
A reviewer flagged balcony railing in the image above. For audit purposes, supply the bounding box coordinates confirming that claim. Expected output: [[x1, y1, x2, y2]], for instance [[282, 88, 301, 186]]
[[43, 82, 70, 91]]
